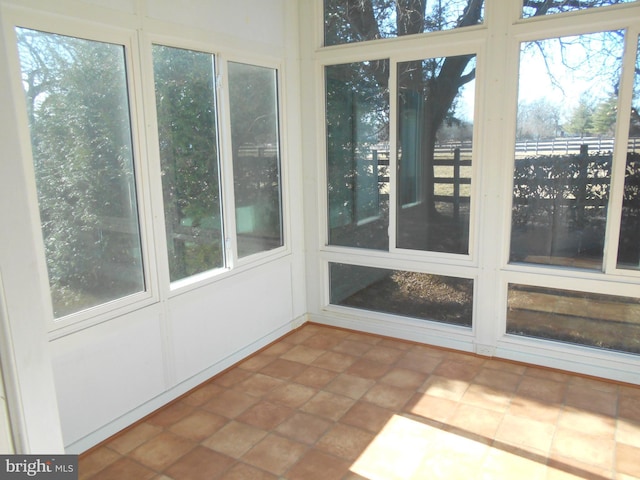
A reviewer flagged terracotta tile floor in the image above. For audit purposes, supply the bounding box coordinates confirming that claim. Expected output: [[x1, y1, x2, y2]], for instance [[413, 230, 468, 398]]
[[79, 323, 640, 480]]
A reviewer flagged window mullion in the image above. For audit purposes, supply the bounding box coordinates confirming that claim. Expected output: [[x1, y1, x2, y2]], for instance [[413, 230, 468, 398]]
[[388, 59, 398, 254], [605, 25, 640, 274]]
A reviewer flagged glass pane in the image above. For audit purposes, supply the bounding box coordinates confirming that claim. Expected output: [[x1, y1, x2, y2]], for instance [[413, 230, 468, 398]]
[[523, 0, 637, 19], [507, 284, 640, 355], [326, 61, 390, 250], [16, 28, 144, 318], [397, 55, 475, 254], [510, 31, 624, 270], [330, 263, 473, 327], [324, 0, 484, 46], [228, 62, 283, 258], [153, 45, 224, 281], [617, 35, 640, 271]]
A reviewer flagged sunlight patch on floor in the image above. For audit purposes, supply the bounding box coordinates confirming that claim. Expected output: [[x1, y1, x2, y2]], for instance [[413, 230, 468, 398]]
[[349, 414, 549, 480]]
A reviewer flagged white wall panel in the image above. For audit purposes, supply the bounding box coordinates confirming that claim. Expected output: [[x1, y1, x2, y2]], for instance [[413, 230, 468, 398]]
[[81, 0, 136, 14], [169, 260, 294, 382], [49, 306, 166, 447], [147, 0, 285, 47]]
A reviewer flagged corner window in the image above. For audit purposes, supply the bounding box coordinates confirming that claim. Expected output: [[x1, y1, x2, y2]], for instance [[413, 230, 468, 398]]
[[152, 45, 224, 282], [16, 28, 145, 318], [510, 31, 624, 271], [228, 62, 284, 258]]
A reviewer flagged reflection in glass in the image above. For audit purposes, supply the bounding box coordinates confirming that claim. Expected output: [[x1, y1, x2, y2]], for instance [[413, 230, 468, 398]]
[[329, 263, 473, 327], [397, 55, 475, 254], [617, 35, 640, 271], [507, 284, 640, 355], [522, 0, 637, 19], [153, 45, 224, 281], [228, 62, 283, 258], [17, 28, 145, 318], [326, 61, 390, 250], [510, 32, 624, 270], [324, 0, 484, 46]]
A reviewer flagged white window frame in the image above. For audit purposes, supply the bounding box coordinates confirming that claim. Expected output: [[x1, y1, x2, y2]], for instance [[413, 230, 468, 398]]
[[2, 8, 159, 336]]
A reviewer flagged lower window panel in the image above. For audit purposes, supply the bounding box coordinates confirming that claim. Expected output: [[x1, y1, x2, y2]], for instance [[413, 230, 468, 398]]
[[507, 284, 640, 355], [329, 263, 473, 327]]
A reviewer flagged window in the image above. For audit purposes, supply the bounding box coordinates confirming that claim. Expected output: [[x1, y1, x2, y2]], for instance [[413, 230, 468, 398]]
[[228, 62, 284, 258], [324, 0, 484, 46], [152, 45, 224, 282], [522, 0, 637, 18], [16, 28, 145, 318], [325, 60, 390, 250], [397, 55, 475, 254], [617, 35, 640, 271], [510, 31, 624, 270], [507, 284, 640, 354], [330, 262, 473, 327]]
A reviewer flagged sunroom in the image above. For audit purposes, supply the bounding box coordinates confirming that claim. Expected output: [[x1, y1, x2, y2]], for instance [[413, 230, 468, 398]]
[[0, 0, 639, 468]]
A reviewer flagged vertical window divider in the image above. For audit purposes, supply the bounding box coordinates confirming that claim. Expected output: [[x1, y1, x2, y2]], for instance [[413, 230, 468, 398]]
[[138, 33, 172, 297], [216, 56, 238, 270], [388, 58, 399, 253], [605, 25, 639, 275], [127, 31, 160, 304]]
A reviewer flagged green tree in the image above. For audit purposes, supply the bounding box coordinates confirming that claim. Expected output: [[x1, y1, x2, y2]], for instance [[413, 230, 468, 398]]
[[590, 94, 618, 136], [17, 29, 143, 316], [564, 97, 594, 137]]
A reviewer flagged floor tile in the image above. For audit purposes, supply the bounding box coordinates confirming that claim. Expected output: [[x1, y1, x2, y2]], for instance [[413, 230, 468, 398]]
[[311, 351, 358, 372], [280, 345, 325, 364], [315, 423, 375, 461], [78, 446, 121, 478], [551, 427, 616, 470], [217, 463, 278, 480], [78, 324, 640, 480], [241, 434, 307, 475], [340, 400, 395, 434], [201, 388, 259, 418], [129, 431, 195, 471], [236, 373, 285, 397], [495, 413, 555, 452], [361, 383, 414, 410], [89, 457, 156, 480], [292, 366, 337, 388], [564, 384, 618, 417], [263, 382, 317, 408], [616, 443, 640, 477], [202, 421, 267, 459], [235, 400, 293, 430], [324, 373, 375, 399], [181, 382, 225, 407], [168, 409, 228, 441], [259, 358, 307, 381], [146, 401, 194, 428], [275, 411, 332, 444], [346, 358, 391, 380], [519, 375, 566, 407], [286, 449, 352, 480], [164, 446, 235, 480], [433, 359, 481, 382], [300, 390, 355, 421], [403, 392, 458, 424]]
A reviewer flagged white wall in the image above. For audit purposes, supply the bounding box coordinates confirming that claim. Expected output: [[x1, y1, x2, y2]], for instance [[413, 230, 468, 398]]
[[0, 0, 305, 453]]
